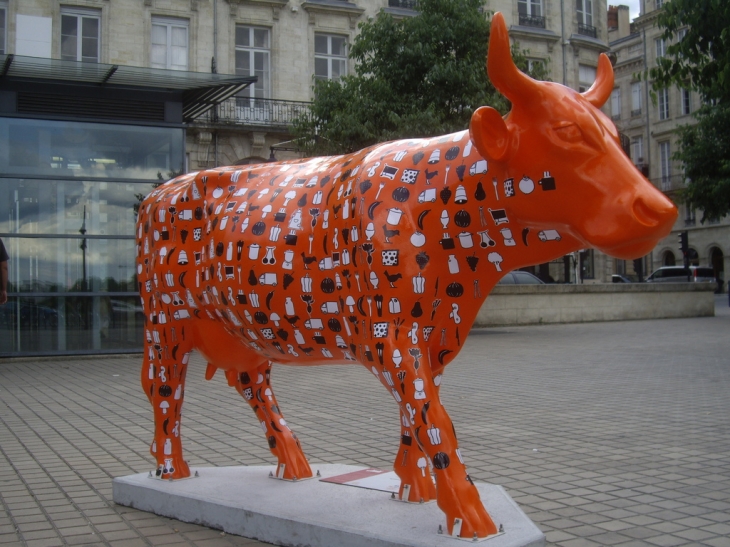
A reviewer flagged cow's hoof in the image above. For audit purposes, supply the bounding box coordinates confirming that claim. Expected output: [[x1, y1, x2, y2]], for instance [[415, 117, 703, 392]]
[[156, 458, 191, 480], [398, 477, 436, 503], [276, 454, 313, 480], [443, 502, 498, 539]]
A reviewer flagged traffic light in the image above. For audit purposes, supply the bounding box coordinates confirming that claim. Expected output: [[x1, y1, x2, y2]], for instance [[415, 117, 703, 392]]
[[678, 231, 688, 255], [678, 231, 689, 268]]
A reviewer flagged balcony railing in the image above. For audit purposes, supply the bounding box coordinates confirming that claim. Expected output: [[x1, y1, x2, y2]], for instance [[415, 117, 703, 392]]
[[519, 14, 546, 28], [631, 108, 642, 117], [577, 22, 597, 38], [388, 0, 418, 9], [199, 97, 311, 128], [650, 174, 686, 193]]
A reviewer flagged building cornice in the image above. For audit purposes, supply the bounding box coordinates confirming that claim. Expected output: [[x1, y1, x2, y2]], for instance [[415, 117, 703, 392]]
[[569, 33, 610, 53], [301, 0, 365, 28], [508, 25, 561, 44], [614, 56, 644, 73], [632, 8, 661, 29], [227, 0, 289, 20]]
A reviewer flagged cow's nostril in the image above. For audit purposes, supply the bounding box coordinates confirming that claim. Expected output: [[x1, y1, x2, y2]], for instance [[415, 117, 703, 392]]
[[632, 196, 662, 228]]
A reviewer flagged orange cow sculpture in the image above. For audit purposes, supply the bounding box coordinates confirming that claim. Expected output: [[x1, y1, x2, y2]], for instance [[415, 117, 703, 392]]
[[136, 13, 676, 539]]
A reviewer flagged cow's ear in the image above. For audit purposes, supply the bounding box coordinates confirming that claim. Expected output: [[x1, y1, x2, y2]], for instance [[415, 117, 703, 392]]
[[469, 107, 510, 161]]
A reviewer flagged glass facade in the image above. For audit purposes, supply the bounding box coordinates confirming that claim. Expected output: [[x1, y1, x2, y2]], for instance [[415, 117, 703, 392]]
[[0, 117, 184, 356]]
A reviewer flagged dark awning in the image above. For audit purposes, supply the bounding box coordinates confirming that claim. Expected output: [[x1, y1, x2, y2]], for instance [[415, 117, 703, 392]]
[[0, 54, 256, 122]]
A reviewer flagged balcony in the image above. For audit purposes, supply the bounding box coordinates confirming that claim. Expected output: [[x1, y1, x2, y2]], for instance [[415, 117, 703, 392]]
[[197, 97, 311, 129], [577, 22, 597, 38], [631, 108, 642, 117], [519, 14, 546, 28], [650, 174, 685, 193], [388, 0, 418, 9]]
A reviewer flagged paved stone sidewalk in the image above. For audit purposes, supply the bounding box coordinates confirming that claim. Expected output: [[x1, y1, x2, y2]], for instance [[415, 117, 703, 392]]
[[1, 296, 728, 547]]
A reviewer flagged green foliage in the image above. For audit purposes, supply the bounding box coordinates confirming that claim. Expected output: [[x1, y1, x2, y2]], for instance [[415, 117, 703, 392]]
[[674, 104, 730, 223], [649, 0, 730, 103], [291, 0, 548, 156], [649, 0, 730, 220]]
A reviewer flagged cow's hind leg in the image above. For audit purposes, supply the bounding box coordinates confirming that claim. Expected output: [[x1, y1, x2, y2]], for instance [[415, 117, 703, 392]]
[[391, 415, 437, 503], [141, 325, 193, 479], [228, 362, 313, 480]]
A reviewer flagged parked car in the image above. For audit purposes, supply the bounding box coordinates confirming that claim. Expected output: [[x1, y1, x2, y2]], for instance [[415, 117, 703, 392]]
[[612, 274, 635, 283], [498, 271, 545, 285], [645, 266, 716, 283]]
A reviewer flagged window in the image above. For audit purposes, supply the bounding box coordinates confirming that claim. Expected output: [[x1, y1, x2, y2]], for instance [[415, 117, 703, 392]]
[[314, 34, 347, 81], [518, 0, 544, 26], [659, 141, 671, 190], [61, 8, 100, 63], [681, 88, 691, 115], [631, 136, 644, 165], [576, 0, 593, 27], [610, 88, 621, 119], [684, 204, 696, 226], [527, 59, 545, 74], [578, 64, 596, 93], [235, 26, 270, 104], [658, 88, 669, 120], [655, 37, 666, 58], [519, 0, 542, 16], [656, 0, 664, 8], [151, 17, 188, 71], [631, 81, 642, 115], [0, 2, 7, 55]]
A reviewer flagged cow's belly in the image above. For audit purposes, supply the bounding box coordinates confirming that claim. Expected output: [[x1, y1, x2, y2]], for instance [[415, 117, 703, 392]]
[[190, 318, 356, 371]]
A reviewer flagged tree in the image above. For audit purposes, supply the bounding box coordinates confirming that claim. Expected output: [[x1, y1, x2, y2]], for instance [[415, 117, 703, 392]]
[[649, 0, 730, 221], [291, 0, 547, 156]]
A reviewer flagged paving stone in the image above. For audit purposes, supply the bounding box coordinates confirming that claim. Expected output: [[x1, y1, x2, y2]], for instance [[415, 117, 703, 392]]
[[645, 534, 691, 547], [1, 301, 728, 547]]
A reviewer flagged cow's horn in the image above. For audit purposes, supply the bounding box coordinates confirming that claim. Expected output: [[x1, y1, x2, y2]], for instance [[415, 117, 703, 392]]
[[487, 12, 536, 102], [581, 53, 614, 107]]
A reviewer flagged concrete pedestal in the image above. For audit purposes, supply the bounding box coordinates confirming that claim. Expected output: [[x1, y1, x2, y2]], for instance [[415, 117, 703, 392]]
[[112, 464, 544, 547]]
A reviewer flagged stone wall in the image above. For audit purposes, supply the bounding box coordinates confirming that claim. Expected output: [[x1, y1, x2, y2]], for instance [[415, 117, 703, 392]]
[[475, 283, 716, 327]]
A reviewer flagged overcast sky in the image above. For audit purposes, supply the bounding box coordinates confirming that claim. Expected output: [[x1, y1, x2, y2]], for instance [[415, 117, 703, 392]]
[[624, 0, 641, 20]]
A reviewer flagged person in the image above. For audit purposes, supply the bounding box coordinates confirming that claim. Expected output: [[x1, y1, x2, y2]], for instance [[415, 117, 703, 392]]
[[0, 237, 8, 305]]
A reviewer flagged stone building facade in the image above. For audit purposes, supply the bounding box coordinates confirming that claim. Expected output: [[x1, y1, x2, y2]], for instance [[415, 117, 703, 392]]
[[609, 1, 728, 287], [2, 0, 724, 360], [0, 0, 612, 162]]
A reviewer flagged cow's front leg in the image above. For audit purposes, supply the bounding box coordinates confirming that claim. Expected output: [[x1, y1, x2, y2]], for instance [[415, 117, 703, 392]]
[[141, 327, 192, 479], [375, 346, 498, 539], [229, 362, 312, 481]]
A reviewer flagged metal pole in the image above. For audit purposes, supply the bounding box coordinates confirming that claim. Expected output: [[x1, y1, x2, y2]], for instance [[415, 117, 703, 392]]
[[213, 0, 218, 72], [560, 0, 567, 86]]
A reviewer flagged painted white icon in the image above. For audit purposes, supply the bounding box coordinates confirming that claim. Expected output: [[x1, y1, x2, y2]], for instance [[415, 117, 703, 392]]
[[469, 160, 488, 176], [538, 229, 562, 241], [518, 175, 535, 194], [488, 252, 504, 271], [500, 228, 516, 246]]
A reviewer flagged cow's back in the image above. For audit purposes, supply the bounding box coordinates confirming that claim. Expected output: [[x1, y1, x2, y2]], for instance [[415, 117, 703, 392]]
[[137, 130, 508, 372]]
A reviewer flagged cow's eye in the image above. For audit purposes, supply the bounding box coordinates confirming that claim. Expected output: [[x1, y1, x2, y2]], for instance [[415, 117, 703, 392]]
[[553, 123, 583, 143]]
